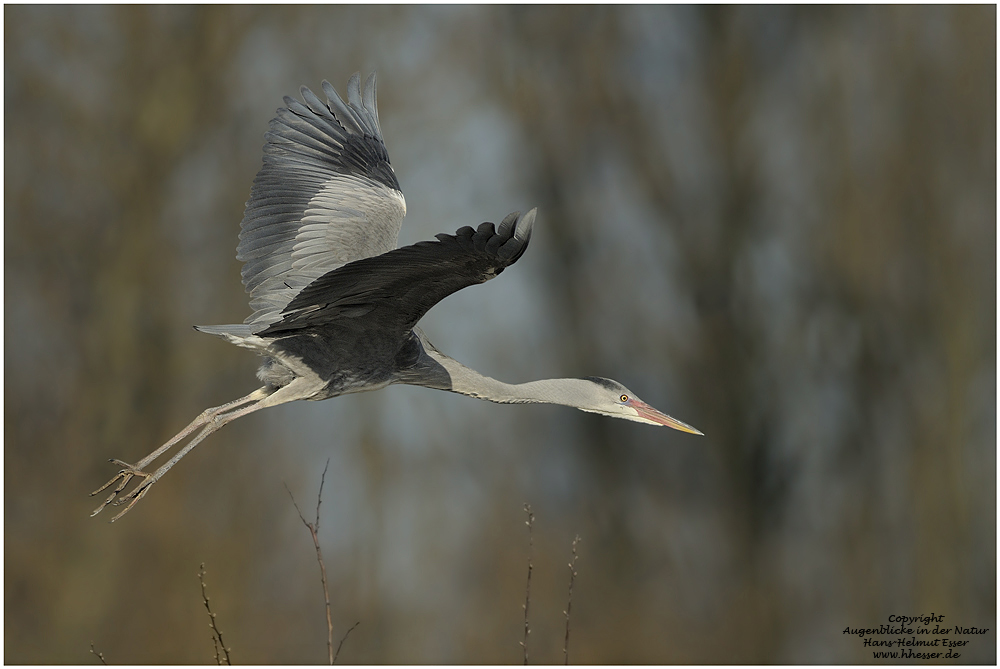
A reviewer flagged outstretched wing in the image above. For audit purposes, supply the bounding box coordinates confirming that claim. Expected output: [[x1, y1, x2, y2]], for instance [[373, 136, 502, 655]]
[[258, 209, 536, 340], [238, 72, 406, 331]]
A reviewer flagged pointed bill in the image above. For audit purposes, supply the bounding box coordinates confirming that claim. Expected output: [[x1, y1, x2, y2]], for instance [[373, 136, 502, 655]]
[[631, 399, 704, 435]]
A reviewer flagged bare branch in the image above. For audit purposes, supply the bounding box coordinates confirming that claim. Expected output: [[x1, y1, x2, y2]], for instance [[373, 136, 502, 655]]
[[333, 620, 360, 664], [563, 535, 581, 665], [198, 563, 232, 665], [286, 459, 335, 664], [519, 503, 534, 665], [89, 642, 107, 665]]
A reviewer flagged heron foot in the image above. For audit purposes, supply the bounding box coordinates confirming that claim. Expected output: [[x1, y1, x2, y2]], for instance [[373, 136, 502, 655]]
[[90, 459, 153, 522], [89, 387, 274, 523]]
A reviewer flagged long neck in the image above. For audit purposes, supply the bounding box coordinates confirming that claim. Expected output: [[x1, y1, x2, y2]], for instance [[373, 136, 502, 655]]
[[417, 338, 589, 407]]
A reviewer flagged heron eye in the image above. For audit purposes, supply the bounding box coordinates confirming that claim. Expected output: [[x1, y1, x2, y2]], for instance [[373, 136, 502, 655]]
[[620, 394, 628, 403]]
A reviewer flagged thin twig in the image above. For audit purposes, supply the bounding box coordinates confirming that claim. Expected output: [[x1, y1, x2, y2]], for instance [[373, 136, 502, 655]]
[[89, 642, 107, 665], [563, 535, 581, 665], [333, 621, 360, 665], [198, 563, 232, 665], [519, 504, 534, 665], [211, 634, 223, 665], [286, 459, 335, 664]]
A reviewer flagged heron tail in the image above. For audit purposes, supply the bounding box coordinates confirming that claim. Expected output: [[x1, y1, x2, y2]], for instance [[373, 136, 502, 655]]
[[193, 323, 268, 351], [193, 323, 255, 338]]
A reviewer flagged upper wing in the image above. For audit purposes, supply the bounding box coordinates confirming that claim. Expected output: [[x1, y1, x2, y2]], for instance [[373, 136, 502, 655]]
[[258, 209, 536, 340], [237, 72, 406, 331]]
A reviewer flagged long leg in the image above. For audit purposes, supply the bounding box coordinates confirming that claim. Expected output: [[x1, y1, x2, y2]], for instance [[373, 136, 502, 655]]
[[92, 376, 324, 522], [106, 398, 274, 521], [90, 387, 271, 518]]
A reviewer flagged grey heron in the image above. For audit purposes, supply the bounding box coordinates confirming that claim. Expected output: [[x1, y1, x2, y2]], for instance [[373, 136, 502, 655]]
[[91, 73, 702, 522]]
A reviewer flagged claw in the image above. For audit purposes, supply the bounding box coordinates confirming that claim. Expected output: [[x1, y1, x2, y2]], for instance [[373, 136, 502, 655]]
[[114, 475, 154, 505], [89, 387, 272, 523], [90, 460, 129, 495], [89, 460, 151, 520], [108, 478, 155, 522]]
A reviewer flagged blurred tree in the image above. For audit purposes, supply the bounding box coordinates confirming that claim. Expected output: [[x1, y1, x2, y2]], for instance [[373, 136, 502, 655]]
[[5, 4, 994, 663]]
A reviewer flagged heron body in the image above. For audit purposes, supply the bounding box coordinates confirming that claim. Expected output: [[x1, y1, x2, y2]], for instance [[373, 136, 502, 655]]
[[92, 73, 701, 522]]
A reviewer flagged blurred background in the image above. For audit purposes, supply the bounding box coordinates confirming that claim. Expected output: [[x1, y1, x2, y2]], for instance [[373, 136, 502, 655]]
[[5, 5, 995, 664]]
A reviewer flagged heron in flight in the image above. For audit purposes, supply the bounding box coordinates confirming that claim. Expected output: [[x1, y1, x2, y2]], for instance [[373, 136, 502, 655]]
[[92, 73, 701, 522]]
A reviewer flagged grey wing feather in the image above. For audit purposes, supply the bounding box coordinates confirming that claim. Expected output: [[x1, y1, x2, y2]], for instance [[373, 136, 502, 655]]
[[236, 72, 406, 331]]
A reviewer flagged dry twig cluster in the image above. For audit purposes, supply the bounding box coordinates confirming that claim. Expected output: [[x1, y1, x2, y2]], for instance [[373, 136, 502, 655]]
[[563, 535, 581, 664], [198, 563, 232, 665], [287, 459, 359, 664], [89, 642, 107, 665], [286, 459, 336, 663], [520, 504, 535, 664], [520, 506, 583, 665]]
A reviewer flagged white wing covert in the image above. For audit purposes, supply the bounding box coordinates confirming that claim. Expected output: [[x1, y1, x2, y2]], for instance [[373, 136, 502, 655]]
[[236, 72, 406, 331]]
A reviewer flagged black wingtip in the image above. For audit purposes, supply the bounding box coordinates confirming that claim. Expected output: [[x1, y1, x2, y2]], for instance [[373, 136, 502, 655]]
[[516, 208, 536, 243], [497, 211, 520, 238], [496, 208, 536, 263]]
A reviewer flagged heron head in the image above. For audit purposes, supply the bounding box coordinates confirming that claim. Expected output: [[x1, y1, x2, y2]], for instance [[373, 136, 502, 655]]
[[579, 377, 703, 434]]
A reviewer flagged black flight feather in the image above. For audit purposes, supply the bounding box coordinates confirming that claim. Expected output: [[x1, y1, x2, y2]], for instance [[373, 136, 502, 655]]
[[258, 211, 534, 340]]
